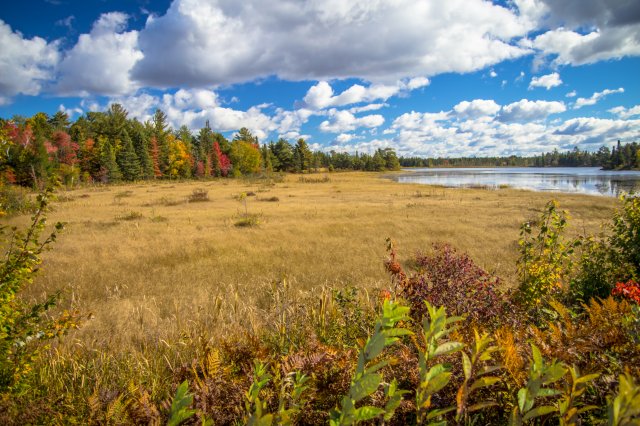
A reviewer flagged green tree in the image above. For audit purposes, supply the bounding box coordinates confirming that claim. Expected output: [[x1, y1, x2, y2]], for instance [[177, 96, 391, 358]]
[[116, 130, 142, 181], [294, 138, 312, 173], [273, 138, 294, 172], [230, 140, 261, 175], [98, 137, 122, 182]]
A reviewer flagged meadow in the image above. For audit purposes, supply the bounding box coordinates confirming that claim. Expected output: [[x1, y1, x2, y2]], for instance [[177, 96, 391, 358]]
[[4, 172, 638, 425], [19, 173, 615, 346]]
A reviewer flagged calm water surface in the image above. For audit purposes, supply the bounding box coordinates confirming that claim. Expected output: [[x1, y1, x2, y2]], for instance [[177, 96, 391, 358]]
[[394, 167, 640, 197]]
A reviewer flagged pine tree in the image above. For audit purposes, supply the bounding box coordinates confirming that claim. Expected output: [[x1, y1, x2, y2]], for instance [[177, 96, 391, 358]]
[[153, 109, 170, 174], [129, 120, 153, 179], [116, 130, 142, 181], [99, 137, 122, 182]]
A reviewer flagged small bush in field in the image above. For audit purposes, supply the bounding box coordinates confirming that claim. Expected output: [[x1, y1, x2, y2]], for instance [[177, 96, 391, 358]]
[[188, 188, 209, 202], [0, 184, 33, 216], [115, 210, 144, 221], [259, 196, 280, 202], [234, 213, 261, 228]]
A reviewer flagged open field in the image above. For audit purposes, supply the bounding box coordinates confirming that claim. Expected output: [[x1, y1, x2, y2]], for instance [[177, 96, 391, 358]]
[[7, 172, 617, 349]]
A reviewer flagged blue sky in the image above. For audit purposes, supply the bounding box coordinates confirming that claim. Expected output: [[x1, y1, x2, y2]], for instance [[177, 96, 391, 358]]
[[1, 0, 639, 157]]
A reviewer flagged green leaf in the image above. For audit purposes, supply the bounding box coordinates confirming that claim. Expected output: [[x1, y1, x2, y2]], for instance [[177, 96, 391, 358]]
[[365, 360, 389, 375], [522, 405, 557, 421], [575, 373, 599, 384], [462, 352, 472, 380], [349, 373, 382, 402], [167, 381, 196, 426], [517, 388, 529, 412], [353, 406, 385, 421], [425, 371, 452, 395], [469, 376, 501, 392], [364, 333, 386, 361], [468, 401, 498, 412], [426, 406, 456, 419], [434, 341, 464, 357]]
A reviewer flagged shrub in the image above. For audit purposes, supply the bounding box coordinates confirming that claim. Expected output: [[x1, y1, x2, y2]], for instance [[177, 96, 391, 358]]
[[609, 195, 640, 281], [299, 176, 331, 183], [516, 200, 577, 312], [385, 241, 506, 329], [0, 186, 80, 391], [115, 210, 144, 221], [0, 184, 33, 216], [234, 213, 261, 228], [188, 188, 209, 202]]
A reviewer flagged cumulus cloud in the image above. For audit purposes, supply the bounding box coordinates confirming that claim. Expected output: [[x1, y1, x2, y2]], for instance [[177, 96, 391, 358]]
[[530, 26, 640, 66], [529, 72, 562, 89], [303, 79, 428, 110], [499, 99, 566, 122], [336, 133, 356, 143], [521, 0, 640, 66], [56, 12, 142, 96], [609, 104, 640, 119], [574, 87, 624, 109], [453, 99, 501, 119], [566, 90, 577, 97], [131, 0, 531, 87], [374, 101, 640, 157], [0, 20, 59, 101], [319, 109, 385, 133], [553, 117, 640, 145]]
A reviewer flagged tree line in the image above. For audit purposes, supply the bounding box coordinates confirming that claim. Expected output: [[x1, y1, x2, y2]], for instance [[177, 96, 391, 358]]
[[0, 105, 401, 187], [400, 141, 639, 170]]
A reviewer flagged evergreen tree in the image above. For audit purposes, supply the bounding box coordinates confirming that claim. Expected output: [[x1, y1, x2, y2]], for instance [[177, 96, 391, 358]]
[[116, 129, 142, 181], [98, 137, 121, 182], [128, 120, 153, 179], [294, 138, 312, 173], [262, 144, 273, 173], [153, 109, 170, 174]]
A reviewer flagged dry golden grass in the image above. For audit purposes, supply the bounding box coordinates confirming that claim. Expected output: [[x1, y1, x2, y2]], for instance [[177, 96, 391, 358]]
[[6, 172, 617, 351]]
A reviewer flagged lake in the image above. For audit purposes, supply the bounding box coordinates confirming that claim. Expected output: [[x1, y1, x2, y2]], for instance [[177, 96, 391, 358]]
[[394, 167, 640, 197]]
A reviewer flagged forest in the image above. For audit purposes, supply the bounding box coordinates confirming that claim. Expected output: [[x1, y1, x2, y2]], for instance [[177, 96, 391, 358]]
[[0, 105, 400, 189], [400, 140, 640, 170]]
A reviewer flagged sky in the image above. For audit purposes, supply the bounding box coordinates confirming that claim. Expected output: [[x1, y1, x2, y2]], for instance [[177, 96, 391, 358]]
[[0, 0, 639, 157]]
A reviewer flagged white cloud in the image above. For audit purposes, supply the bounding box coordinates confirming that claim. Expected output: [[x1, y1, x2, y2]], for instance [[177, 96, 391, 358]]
[[489, 69, 498, 78], [303, 79, 428, 110], [453, 99, 501, 119], [377, 102, 640, 158], [566, 90, 576, 97], [56, 13, 142, 96], [131, 0, 531, 87], [336, 133, 355, 143], [531, 26, 640, 66], [609, 105, 640, 119], [349, 103, 387, 114], [58, 104, 83, 118], [319, 109, 385, 133], [406, 77, 430, 90], [529, 72, 562, 89], [574, 87, 624, 109], [0, 20, 59, 101], [499, 99, 566, 122]]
